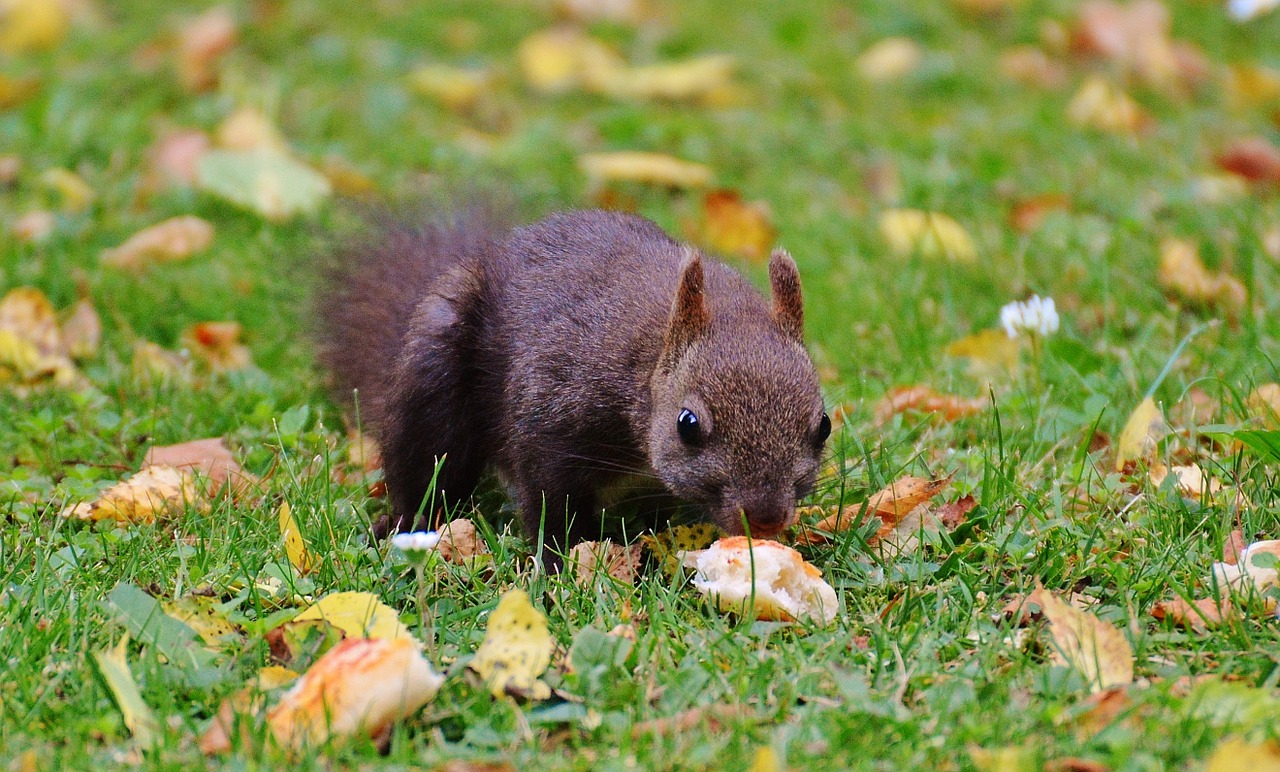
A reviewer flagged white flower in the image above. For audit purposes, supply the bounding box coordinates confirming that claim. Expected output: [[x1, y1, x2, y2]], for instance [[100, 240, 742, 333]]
[[391, 531, 441, 555], [1228, 0, 1280, 21], [999, 295, 1059, 339]]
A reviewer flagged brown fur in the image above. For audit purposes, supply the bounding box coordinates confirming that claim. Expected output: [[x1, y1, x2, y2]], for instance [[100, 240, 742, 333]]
[[316, 207, 827, 564]]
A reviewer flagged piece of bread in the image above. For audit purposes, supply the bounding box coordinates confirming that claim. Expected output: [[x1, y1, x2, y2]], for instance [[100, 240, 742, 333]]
[[681, 536, 839, 625]]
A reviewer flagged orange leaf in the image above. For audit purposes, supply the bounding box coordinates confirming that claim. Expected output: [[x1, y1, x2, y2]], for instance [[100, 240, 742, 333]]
[[181, 321, 251, 372], [700, 189, 775, 261], [175, 6, 237, 92], [1217, 136, 1280, 184], [144, 437, 256, 498], [1151, 597, 1236, 631], [796, 475, 951, 545], [874, 385, 988, 423]]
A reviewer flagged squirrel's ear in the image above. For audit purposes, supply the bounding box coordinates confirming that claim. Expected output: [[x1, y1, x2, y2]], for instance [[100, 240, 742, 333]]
[[769, 248, 804, 341], [661, 248, 710, 368]]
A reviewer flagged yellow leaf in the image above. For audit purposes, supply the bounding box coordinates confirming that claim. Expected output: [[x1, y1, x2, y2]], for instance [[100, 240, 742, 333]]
[[1028, 587, 1134, 693], [1226, 63, 1280, 110], [101, 215, 215, 270], [966, 745, 1038, 772], [1067, 76, 1150, 134], [469, 589, 553, 699], [408, 64, 491, 110], [39, 168, 94, 212], [517, 27, 622, 94], [1157, 238, 1246, 318], [62, 465, 201, 524], [293, 591, 414, 642], [748, 747, 781, 772], [700, 189, 775, 261], [592, 55, 736, 102], [1205, 737, 1280, 772], [0, 0, 69, 54], [0, 73, 39, 108], [278, 501, 317, 575], [643, 522, 719, 577], [1114, 396, 1164, 471], [257, 665, 299, 690], [878, 209, 977, 263], [92, 637, 159, 747], [162, 595, 239, 646], [856, 37, 923, 82], [579, 151, 713, 189], [944, 328, 1022, 381], [214, 106, 287, 153], [0, 286, 77, 386]]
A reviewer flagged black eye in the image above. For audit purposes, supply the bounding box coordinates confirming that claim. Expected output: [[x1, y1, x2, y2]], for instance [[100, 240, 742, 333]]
[[815, 412, 832, 445], [677, 408, 702, 446]]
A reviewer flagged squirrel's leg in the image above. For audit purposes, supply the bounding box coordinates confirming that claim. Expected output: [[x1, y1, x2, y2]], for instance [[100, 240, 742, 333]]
[[376, 294, 488, 536], [517, 483, 601, 572]]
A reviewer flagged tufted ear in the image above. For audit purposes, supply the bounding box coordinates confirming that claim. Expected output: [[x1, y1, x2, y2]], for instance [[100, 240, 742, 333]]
[[769, 248, 804, 341], [660, 248, 710, 370]]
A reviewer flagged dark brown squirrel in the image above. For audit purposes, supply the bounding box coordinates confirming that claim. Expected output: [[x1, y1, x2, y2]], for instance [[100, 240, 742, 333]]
[[317, 205, 831, 561]]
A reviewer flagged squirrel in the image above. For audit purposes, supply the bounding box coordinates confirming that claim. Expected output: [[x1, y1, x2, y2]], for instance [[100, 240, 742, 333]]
[[317, 205, 831, 563]]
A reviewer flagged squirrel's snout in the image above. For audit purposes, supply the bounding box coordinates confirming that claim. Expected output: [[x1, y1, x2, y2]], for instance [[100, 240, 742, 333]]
[[723, 489, 796, 539]]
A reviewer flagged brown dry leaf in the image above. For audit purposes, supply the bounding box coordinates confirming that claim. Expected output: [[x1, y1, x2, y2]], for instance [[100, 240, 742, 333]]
[[856, 37, 923, 83], [1247, 383, 1280, 426], [468, 589, 554, 699], [60, 298, 100, 360], [101, 215, 214, 270], [147, 129, 211, 188], [1114, 396, 1164, 471], [998, 46, 1068, 89], [436, 518, 488, 565], [945, 328, 1022, 382], [1067, 686, 1133, 739], [937, 495, 977, 529], [630, 704, 750, 739], [879, 209, 977, 263], [1217, 136, 1280, 184], [175, 6, 237, 92], [0, 73, 39, 108], [1010, 194, 1070, 234], [1156, 238, 1246, 317], [517, 27, 622, 94], [61, 465, 202, 524], [796, 475, 951, 545], [39, 168, 94, 212], [131, 340, 190, 385], [144, 437, 256, 498], [594, 55, 735, 102], [579, 151, 713, 189], [1226, 64, 1280, 110], [554, 0, 642, 23], [408, 64, 492, 111], [700, 189, 775, 261], [0, 286, 77, 386], [215, 107, 287, 153], [264, 637, 444, 750], [1150, 596, 1236, 631], [0, 0, 69, 54], [1069, 1, 1179, 89], [199, 687, 266, 755], [1205, 737, 1280, 772], [1224, 529, 1247, 566], [181, 321, 251, 372], [1148, 463, 1236, 507], [874, 385, 988, 423], [0, 154, 18, 185], [1029, 586, 1134, 693], [11, 210, 55, 243], [567, 540, 642, 586], [1067, 76, 1151, 134]]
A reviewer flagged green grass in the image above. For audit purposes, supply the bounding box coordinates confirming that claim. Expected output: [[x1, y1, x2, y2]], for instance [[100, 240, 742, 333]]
[[5, 0, 1280, 768]]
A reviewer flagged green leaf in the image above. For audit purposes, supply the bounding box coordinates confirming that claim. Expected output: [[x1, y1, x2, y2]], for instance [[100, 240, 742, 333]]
[[196, 149, 331, 221], [1232, 429, 1280, 463], [92, 637, 160, 747], [101, 583, 226, 689], [567, 625, 634, 699]]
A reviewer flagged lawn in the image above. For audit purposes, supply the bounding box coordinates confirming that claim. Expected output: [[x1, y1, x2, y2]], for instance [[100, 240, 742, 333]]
[[4, 0, 1280, 768]]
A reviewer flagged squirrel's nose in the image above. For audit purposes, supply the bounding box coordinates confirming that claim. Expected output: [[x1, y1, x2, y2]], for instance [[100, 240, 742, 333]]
[[733, 490, 796, 537]]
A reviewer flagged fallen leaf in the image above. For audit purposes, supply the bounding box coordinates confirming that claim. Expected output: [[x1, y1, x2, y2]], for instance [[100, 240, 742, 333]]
[[292, 591, 415, 642], [131, 340, 190, 386], [408, 64, 492, 110], [1151, 596, 1236, 631], [1066, 686, 1132, 738], [0, 287, 77, 387], [579, 151, 713, 189], [856, 37, 923, 82], [567, 540, 642, 586], [593, 55, 735, 102], [198, 688, 265, 755], [60, 298, 100, 360], [797, 475, 951, 545], [39, 167, 94, 212], [700, 189, 775, 261], [1067, 76, 1151, 134], [1217, 136, 1280, 184], [101, 215, 215, 270], [214, 107, 287, 153], [181, 321, 251, 372], [1114, 396, 1164, 471], [1212, 540, 1280, 592], [1224, 529, 1247, 565], [874, 385, 988, 423], [878, 209, 977, 263], [1044, 757, 1111, 772], [517, 27, 622, 94], [62, 465, 201, 524], [1010, 193, 1070, 233], [554, 0, 642, 23], [266, 619, 344, 668], [175, 6, 237, 92], [434, 518, 487, 564], [92, 637, 159, 747], [1069, 0, 1199, 91], [147, 129, 211, 187], [1247, 383, 1280, 426], [630, 704, 750, 738], [264, 637, 444, 750], [0, 73, 39, 108], [197, 149, 331, 221], [998, 46, 1068, 89], [161, 595, 239, 646], [278, 501, 317, 575], [11, 210, 55, 243], [1204, 737, 1280, 772], [144, 437, 254, 497], [937, 495, 978, 529], [469, 589, 554, 699], [1029, 586, 1134, 693], [318, 155, 377, 196], [968, 745, 1038, 772], [1157, 238, 1246, 317], [643, 522, 720, 576], [944, 328, 1022, 382], [0, 0, 69, 54], [1226, 64, 1280, 110], [1191, 173, 1250, 205]]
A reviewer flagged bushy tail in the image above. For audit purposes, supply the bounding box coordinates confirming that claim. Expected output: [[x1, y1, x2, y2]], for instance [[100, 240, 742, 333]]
[[314, 204, 511, 434]]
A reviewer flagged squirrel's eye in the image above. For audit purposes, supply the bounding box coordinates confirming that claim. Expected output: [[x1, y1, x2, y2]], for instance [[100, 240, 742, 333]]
[[815, 412, 832, 445], [677, 408, 702, 446]]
